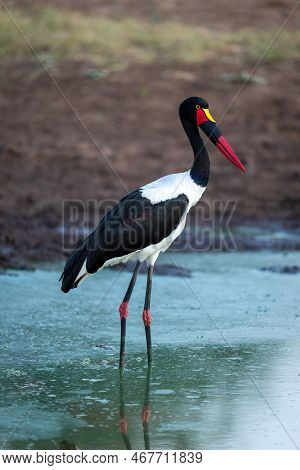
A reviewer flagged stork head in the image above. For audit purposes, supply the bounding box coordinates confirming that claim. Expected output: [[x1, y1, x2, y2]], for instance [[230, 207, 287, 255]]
[[179, 97, 246, 172]]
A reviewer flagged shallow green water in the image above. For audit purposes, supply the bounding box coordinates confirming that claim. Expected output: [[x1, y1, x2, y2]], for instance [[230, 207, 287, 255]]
[[1, 251, 300, 449]]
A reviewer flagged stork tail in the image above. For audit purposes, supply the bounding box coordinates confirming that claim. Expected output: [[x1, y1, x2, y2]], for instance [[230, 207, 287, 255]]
[[60, 240, 88, 293]]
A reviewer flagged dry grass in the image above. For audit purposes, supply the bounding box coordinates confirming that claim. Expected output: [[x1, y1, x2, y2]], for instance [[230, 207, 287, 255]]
[[0, 7, 299, 67]]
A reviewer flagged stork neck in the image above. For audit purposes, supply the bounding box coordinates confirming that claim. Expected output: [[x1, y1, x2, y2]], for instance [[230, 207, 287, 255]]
[[181, 119, 210, 187]]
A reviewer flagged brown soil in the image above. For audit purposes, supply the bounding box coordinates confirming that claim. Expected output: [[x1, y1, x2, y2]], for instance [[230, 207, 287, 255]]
[[1, 1, 300, 267]]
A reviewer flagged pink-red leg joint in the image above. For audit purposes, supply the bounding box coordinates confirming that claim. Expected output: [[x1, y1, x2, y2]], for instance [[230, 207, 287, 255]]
[[119, 418, 128, 433], [119, 301, 129, 319], [141, 405, 151, 423], [142, 309, 151, 327]]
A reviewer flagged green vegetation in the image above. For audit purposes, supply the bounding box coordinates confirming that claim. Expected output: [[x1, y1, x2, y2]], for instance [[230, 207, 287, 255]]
[[0, 7, 299, 67]]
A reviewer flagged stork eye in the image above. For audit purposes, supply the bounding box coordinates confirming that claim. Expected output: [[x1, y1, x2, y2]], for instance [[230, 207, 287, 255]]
[[195, 104, 201, 109]]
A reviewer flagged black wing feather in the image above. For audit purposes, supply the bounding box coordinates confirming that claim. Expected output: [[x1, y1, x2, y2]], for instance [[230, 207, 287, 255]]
[[60, 190, 188, 292]]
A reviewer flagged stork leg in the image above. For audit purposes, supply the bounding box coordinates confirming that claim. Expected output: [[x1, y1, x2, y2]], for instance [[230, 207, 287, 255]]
[[119, 261, 141, 369], [142, 265, 154, 365]]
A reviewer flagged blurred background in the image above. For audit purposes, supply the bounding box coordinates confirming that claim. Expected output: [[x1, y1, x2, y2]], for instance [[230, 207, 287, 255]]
[[0, 0, 299, 265]]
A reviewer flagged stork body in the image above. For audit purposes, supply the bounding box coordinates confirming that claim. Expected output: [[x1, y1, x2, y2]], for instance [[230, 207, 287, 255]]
[[60, 97, 245, 367]]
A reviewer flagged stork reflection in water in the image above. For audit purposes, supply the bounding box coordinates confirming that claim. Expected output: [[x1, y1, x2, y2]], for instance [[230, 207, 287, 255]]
[[119, 368, 152, 450]]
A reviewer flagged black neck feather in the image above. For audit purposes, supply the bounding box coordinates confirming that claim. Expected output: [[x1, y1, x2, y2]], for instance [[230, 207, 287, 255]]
[[181, 119, 210, 187]]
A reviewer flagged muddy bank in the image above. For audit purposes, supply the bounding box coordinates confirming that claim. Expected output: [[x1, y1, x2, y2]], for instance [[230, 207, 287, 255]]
[[1, 219, 300, 271]]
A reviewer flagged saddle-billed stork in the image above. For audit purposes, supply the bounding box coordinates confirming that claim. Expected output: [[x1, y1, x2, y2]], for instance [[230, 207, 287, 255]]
[[60, 97, 245, 368]]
